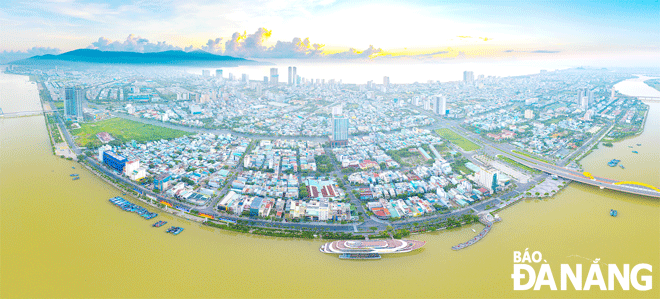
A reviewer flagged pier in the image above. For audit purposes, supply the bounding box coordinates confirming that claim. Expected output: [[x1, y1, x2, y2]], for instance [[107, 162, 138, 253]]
[[451, 213, 501, 251]]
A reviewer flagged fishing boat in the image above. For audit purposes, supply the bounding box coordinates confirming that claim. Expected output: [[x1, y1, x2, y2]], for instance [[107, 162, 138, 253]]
[[619, 164, 625, 169], [69, 174, 78, 177], [607, 159, 620, 167], [153, 221, 167, 227], [628, 146, 633, 148], [172, 227, 184, 235], [471, 228, 476, 233], [632, 151, 638, 154], [637, 143, 641, 146], [72, 177, 80, 180], [610, 209, 618, 217]]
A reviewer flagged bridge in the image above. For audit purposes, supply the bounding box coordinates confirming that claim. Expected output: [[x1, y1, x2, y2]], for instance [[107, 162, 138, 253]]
[[637, 96, 660, 103], [0, 108, 58, 118], [504, 152, 660, 198]]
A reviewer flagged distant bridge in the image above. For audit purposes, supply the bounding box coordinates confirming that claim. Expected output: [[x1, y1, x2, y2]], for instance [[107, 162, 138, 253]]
[[505, 152, 660, 198], [637, 96, 660, 103], [0, 109, 57, 118]]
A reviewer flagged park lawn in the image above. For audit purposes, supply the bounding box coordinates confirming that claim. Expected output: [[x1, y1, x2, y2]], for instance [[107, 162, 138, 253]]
[[70, 117, 193, 147], [497, 155, 540, 174], [434, 128, 481, 151], [511, 149, 551, 163]]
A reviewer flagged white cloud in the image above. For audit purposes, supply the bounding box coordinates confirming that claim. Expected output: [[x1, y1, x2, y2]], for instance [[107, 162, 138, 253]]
[[0, 46, 61, 63], [88, 34, 184, 52]]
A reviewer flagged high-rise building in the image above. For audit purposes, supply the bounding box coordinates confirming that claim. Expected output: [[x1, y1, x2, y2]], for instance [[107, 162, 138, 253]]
[[288, 66, 297, 86], [524, 109, 534, 119], [383, 76, 390, 87], [578, 88, 592, 110], [332, 105, 342, 116], [216, 69, 223, 78], [242, 74, 249, 83], [270, 68, 279, 85], [423, 98, 431, 110], [64, 86, 84, 120], [611, 87, 616, 98], [478, 168, 500, 193], [433, 95, 447, 115], [580, 96, 589, 110], [264, 76, 269, 84], [463, 71, 474, 83], [331, 117, 349, 147]]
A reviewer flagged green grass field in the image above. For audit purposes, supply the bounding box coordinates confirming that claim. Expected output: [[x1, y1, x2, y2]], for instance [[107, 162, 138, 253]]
[[497, 155, 541, 174], [511, 149, 551, 163], [71, 117, 192, 147], [434, 128, 481, 151]]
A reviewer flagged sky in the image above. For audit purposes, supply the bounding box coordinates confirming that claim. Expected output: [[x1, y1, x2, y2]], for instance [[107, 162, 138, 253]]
[[0, 0, 658, 64]]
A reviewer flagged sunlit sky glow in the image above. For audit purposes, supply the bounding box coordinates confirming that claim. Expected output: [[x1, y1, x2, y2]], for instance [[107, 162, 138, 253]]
[[0, 0, 658, 63]]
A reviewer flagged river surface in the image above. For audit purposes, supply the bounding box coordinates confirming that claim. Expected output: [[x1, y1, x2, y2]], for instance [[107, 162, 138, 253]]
[[1, 71, 658, 298]]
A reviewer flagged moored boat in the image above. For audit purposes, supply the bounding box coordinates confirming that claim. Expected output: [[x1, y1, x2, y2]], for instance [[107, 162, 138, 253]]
[[320, 239, 425, 256], [607, 159, 620, 167], [610, 209, 618, 217], [339, 253, 381, 260]]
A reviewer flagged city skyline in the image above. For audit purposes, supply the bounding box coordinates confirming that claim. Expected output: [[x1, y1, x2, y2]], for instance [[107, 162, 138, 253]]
[[1, 0, 658, 65]]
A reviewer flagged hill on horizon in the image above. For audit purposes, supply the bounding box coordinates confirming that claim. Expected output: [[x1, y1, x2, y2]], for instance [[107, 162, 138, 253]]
[[11, 49, 265, 66]]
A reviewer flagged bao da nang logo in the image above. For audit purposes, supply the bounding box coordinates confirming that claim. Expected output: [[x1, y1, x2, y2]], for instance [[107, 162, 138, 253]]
[[511, 249, 652, 291]]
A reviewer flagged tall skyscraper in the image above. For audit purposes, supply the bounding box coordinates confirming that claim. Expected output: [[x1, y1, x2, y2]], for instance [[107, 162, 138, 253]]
[[288, 66, 297, 86], [242, 74, 249, 83], [433, 94, 447, 115], [332, 105, 343, 116], [270, 68, 279, 85], [578, 88, 592, 110], [64, 86, 84, 120], [216, 69, 223, 78], [264, 76, 269, 84], [463, 71, 474, 83], [331, 117, 349, 147], [383, 76, 390, 87]]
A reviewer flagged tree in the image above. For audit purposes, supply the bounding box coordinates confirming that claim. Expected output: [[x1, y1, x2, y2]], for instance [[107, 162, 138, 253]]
[[369, 226, 377, 232]]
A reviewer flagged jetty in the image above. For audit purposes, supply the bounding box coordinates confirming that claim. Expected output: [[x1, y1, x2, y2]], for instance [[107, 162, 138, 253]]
[[451, 213, 501, 251]]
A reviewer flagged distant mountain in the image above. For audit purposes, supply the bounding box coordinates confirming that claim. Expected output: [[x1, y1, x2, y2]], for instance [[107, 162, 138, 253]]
[[11, 49, 264, 66]]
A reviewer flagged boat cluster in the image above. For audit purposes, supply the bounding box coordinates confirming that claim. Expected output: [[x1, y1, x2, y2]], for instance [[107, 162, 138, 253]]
[[109, 196, 158, 220], [607, 159, 620, 167], [70, 173, 79, 180], [166, 226, 184, 235]]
